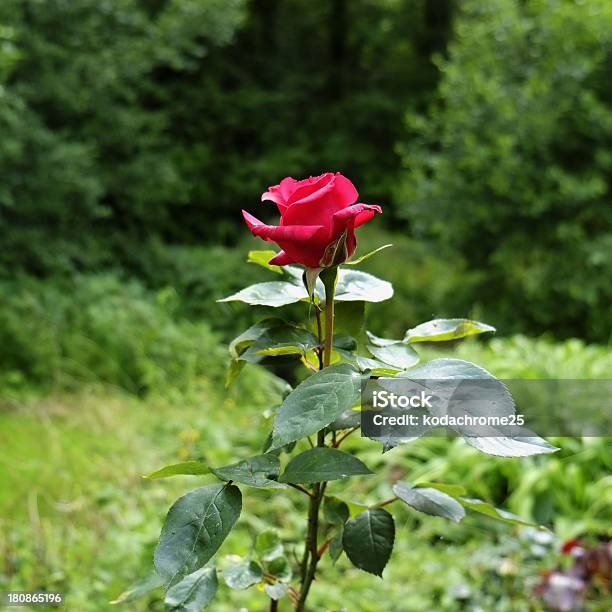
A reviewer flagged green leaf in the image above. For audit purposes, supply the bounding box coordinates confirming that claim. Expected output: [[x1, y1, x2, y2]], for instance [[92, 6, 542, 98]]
[[324, 496, 350, 525], [414, 482, 467, 497], [367, 342, 419, 370], [365, 331, 400, 347], [247, 250, 284, 274], [345, 244, 393, 265], [267, 556, 292, 582], [327, 408, 360, 431], [262, 432, 296, 456], [110, 573, 163, 605], [462, 436, 559, 457], [222, 561, 262, 590], [154, 484, 242, 586], [334, 269, 393, 303], [164, 567, 217, 611], [270, 364, 362, 450], [329, 531, 344, 562], [396, 359, 558, 457], [249, 326, 319, 358], [225, 359, 245, 388], [365, 331, 419, 370], [458, 497, 538, 527], [265, 582, 289, 600], [279, 448, 372, 484], [210, 454, 286, 489], [255, 530, 283, 561], [355, 355, 401, 376], [404, 318, 495, 343], [226, 318, 285, 387], [342, 508, 395, 577], [393, 482, 465, 523], [218, 281, 307, 307], [229, 319, 285, 359], [334, 301, 366, 337], [144, 461, 209, 479], [333, 334, 358, 351]]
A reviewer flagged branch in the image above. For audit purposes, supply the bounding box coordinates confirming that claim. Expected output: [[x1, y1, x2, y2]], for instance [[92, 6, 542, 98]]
[[288, 483, 315, 498]]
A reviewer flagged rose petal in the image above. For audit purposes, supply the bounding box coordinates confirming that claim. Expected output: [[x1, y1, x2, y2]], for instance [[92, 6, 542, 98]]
[[333, 203, 382, 230], [268, 250, 294, 266], [332, 203, 382, 259], [332, 173, 359, 208], [288, 173, 335, 205], [242, 210, 325, 242]]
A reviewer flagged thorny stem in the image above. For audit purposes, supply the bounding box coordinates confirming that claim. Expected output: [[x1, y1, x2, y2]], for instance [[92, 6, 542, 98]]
[[296, 267, 338, 611]]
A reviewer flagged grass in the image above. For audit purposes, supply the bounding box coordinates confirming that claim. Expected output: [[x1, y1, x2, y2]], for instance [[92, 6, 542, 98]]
[[1, 337, 610, 610]]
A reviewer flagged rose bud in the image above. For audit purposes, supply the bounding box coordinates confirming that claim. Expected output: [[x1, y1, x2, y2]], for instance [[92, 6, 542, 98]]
[[242, 172, 382, 269]]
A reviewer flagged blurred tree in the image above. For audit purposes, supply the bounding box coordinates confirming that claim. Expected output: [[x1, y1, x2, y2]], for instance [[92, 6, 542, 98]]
[[0, 0, 453, 275], [0, 0, 245, 274], [398, 0, 612, 341]]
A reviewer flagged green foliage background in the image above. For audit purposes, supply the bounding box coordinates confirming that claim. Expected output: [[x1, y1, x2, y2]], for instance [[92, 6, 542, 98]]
[[0, 0, 611, 609]]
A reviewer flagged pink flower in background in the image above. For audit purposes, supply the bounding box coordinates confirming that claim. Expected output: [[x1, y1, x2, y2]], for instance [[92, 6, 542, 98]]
[[242, 172, 382, 268]]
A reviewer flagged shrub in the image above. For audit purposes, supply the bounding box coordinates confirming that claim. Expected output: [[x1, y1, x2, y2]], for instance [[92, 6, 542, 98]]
[[0, 274, 226, 396], [398, 0, 612, 341]]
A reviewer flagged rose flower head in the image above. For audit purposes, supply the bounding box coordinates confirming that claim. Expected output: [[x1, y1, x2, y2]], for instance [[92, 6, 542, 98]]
[[242, 172, 382, 268]]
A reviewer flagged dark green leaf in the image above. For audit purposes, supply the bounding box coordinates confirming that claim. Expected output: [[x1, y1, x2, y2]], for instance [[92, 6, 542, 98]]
[[367, 342, 419, 370], [222, 561, 262, 590], [394, 482, 465, 523], [397, 359, 558, 457], [333, 334, 357, 351], [210, 454, 286, 489], [328, 408, 360, 431], [218, 282, 307, 307], [110, 573, 163, 605], [278, 448, 372, 484], [144, 461, 208, 479], [229, 319, 285, 359], [247, 326, 319, 358], [164, 567, 217, 611], [255, 530, 283, 561], [404, 318, 495, 343], [324, 496, 350, 525], [269, 364, 362, 450], [329, 531, 344, 563], [342, 508, 395, 577], [262, 432, 296, 456], [334, 301, 366, 337], [267, 556, 292, 582], [154, 484, 241, 586], [226, 318, 285, 387]]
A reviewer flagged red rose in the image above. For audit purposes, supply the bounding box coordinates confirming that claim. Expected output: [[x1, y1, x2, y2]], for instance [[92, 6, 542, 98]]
[[242, 172, 382, 268]]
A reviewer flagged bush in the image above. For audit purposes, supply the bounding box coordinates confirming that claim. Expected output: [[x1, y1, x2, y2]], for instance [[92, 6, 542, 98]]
[[0, 274, 226, 397], [398, 0, 612, 341]]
